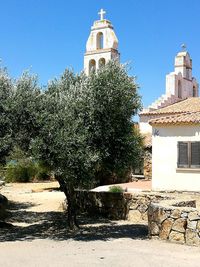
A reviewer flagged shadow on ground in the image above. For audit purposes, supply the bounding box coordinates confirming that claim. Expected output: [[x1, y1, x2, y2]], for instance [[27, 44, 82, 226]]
[[0, 200, 148, 242]]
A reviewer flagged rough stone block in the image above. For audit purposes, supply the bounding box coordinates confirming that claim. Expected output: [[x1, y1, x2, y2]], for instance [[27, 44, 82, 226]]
[[185, 229, 200, 246], [128, 210, 142, 223], [149, 221, 159, 236], [148, 205, 168, 224], [169, 231, 185, 244], [159, 218, 174, 240], [196, 220, 200, 231], [188, 212, 200, 221], [170, 209, 181, 219], [172, 218, 187, 233], [138, 204, 148, 213], [181, 212, 188, 219], [187, 220, 197, 230], [129, 202, 138, 210], [141, 211, 148, 221]]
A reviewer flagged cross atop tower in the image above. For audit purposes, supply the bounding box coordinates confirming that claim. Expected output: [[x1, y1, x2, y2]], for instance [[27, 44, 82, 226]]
[[181, 43, 187, 51], [98, 9, 106, 20]]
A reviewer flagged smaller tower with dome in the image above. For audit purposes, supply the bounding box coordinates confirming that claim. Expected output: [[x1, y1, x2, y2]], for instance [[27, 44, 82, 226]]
[[84, 9, 120, 75], [145, 46, 198, 112], [139, 46, 199, 134]]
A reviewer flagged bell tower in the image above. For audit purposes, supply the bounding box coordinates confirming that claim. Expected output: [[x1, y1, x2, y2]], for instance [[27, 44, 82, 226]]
[[166, 45, 198, 99], [84, 9, 120, 75]]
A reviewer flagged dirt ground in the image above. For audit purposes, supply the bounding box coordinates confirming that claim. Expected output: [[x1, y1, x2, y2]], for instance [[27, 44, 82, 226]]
[[0, 181, 200, 267]]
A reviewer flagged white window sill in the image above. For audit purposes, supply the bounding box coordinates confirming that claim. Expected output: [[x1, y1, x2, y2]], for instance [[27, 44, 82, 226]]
[[176, 168, 200, 173]]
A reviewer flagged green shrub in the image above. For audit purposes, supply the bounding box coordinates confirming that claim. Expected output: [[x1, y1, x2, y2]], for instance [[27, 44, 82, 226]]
[[34, 162, 51, 181], [5, 161, 51, 183], [0, 165, 6, 180], [108, 185, 124, 193], [5, 161, 37, 183], [4, 147, 51, 183]]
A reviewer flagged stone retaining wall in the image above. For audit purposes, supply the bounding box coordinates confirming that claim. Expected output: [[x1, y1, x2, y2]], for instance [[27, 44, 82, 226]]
[[76, 190, 169, 221], [76, 190, 132, 219], [148, 200, 200, 246], [128, 193, 169, 222], [143, 149, 152, 179], [76, 190, 200, 246]]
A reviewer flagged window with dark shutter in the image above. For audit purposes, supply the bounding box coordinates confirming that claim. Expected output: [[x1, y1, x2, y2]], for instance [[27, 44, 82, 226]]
[[191, 142, 200, 168], [177, 141, 200, 169], [178, 142, 189, 168]]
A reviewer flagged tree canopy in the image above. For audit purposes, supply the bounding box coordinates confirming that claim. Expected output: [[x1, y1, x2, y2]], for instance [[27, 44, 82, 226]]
[[0, 61, 143, 229], [0, 68, 13, 164], [32, 61, 142, 228]]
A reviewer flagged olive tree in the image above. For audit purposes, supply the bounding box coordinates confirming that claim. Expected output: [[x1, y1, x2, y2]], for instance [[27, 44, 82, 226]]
[[33, 61, 142, 229], [86, 61, 142, 184], [32, 69, 98, 229], [0, 68, 13, 164], [10, 71, 42, 153]]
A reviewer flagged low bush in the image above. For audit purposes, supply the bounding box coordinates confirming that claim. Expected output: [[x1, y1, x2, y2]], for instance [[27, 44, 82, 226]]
[[5, 161, 37, 183], [5, 161, 51, 183], [4, 147, 51, 183], [34, 162, 51, 181], [108, 185, 124, 193]]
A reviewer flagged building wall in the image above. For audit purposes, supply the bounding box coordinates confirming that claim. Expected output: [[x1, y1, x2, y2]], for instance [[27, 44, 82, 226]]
[[139, 114, 156, 134], [152, 125, 200, 191], [166, 72, 198, 98], [140, 114, 171, 134]]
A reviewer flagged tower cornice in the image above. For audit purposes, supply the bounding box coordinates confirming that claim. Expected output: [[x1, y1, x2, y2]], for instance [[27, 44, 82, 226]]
[[85, 48, 119, 56]]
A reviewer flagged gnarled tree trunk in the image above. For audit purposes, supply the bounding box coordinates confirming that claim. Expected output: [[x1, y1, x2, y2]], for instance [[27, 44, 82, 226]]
[[56, 175, 79, 230]]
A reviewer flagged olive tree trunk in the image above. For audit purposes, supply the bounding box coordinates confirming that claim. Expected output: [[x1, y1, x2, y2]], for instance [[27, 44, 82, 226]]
[[56, 176, 79, 230]]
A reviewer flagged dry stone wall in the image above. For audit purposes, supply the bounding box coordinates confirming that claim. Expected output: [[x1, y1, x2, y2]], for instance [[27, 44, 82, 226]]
[[128, 193, 169, 223], [76, 190, 200, 246], [148, 200, 200, 246], [76, 190, 132, 220], [75, 190, 169, 221], [143, 149, 152, 179]]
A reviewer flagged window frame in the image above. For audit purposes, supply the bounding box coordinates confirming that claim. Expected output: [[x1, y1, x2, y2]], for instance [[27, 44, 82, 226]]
[[177, 141, 200, 169]]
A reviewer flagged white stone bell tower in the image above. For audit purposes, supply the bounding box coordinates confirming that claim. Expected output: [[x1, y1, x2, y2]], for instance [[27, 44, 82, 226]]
[[84, 9, 120, 75], [166, 45, 199, 99]]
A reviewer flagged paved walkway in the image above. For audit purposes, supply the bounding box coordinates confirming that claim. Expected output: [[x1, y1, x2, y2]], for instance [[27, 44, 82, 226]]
[[92, 180, 152, 192], [0, 238, 199, 267], [2, 181, 200, 267]]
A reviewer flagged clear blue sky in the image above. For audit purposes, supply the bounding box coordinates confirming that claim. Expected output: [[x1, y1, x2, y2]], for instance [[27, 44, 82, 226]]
[[1, 0, 200, 107]]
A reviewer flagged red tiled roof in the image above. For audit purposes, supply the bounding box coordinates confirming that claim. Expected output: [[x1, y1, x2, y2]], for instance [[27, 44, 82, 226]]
[[141, 97, 200, 115], [149, 111, 200, 126]]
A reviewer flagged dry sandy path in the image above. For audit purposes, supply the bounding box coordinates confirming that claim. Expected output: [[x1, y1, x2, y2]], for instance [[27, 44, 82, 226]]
[[0, 182, 200, 267], [0, 238, 200, 267]]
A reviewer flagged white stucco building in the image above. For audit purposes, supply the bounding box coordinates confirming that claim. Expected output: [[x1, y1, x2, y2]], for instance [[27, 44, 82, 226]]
[[84, 9, 120, 75], [149, 98, 200, 191], [140, 49, 199, 134]]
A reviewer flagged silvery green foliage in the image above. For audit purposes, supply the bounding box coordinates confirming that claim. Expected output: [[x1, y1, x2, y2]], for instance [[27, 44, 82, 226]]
[[0, 68, 13, 164], [10, 71, 42, 153], [33, 61, 142, 187], [0, 67, 43, 164], [85, 60, 142, 184], [33, 69, 98, 187]]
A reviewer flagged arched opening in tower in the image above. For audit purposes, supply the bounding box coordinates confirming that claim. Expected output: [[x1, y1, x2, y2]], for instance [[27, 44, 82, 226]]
[[99, 58, 106, 68], [193, 86, 197, 97], [96, 32, 103, 49], [89, 59, 96, 73], [178, 80, 182, 98]]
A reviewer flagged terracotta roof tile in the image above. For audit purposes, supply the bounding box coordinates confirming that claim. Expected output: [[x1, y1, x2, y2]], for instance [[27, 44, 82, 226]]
[[149, 111, 200, 125], [141, 97, 200, 115]]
